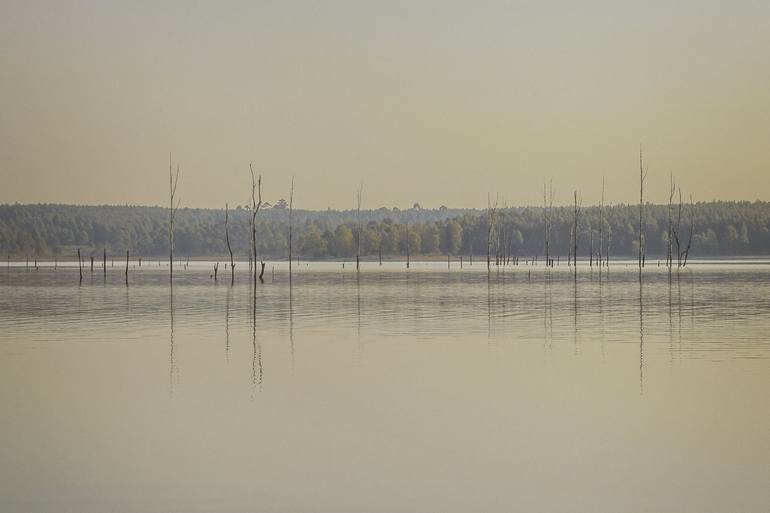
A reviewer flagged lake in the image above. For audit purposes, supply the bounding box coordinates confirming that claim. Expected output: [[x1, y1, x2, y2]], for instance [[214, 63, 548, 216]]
[[1, 260, 769, 512]]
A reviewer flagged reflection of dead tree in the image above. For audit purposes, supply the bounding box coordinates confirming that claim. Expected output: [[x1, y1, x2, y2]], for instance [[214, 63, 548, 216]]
[[250, 164, 263, 286], [225, 203, 235, 285], [169, 153, 181, 283]]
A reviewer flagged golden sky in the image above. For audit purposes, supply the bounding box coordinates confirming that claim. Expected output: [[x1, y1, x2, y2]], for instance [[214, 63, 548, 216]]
[[1, 1, 768, 209]]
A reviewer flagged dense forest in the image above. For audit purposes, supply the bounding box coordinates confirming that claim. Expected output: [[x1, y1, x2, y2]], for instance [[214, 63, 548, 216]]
[[1, 201, 769, 260]]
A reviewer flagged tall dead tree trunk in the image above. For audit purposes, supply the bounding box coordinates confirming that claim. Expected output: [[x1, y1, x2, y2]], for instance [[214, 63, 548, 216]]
[[573, 190, 580, 277], [639, 146, 648, 277], [667, 172, 675, 269], [250, 164, 263, 288], [169, 153, 181, 283], [77, 248, 83, 282], [673, 188, 683, 268], [288, 176, 294, 279], [682, 195, 694, 267], [103, 248, 106, 279], [356, 184, 363, 272], [599, 178, 604, 270], [125, 249, 129, 286], [543, 180, 548, 267], [225, 203, 235, 285], [405, 221, 410, 269], [487, 193, 498, 272]]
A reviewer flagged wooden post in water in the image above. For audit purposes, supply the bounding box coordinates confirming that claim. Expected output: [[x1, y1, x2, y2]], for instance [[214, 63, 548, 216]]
[[90, 256, 94, 274], [77, 249, 83, 282], [125, 249, 129, 285], [103, 248, 106, 279]]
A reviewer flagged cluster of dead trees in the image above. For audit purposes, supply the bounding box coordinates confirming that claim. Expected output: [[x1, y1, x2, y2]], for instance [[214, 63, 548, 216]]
[[57, 148, 697, 286]]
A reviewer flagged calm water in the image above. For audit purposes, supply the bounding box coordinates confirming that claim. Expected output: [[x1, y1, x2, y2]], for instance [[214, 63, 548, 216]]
[[1, 261, 769, 513]]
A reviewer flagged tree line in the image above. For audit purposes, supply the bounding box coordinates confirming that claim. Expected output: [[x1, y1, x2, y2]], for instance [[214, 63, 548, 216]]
[[1, 200, 769, 260]]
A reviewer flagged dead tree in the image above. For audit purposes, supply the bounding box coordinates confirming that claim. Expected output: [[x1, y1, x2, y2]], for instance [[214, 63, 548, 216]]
[[599, 178, 605, 269], [169, 153, 181, 282], [638, 146, 648, 275], [487, 193, 498, 271], [667, 172, 676, 269], [77, 248, 83, 282], [356, 183, 363, 272], [405, 221, 410, 269], [573, 190, 581, 276], [250, 164, 263, 287], [682, 195, 694, 267], [672, 188, 684, 268], [288, 176, 295, 279], [103, 248, 106, 279], [543, 179, 554, 267], [225, 203, 235, 285], [125, 249, 129, 285]]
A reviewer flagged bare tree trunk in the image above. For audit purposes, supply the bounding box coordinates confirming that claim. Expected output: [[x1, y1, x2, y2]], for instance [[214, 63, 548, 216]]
[[125, 249, 129, 286], [674, 188, 683, 267], [667, 172, 675, 269], [250, 164, 263, 288], [573, 190, 580, 277], [77, 248, 83, 282], [487, 193, 497, 272], [90, 256, 94, 274], [169, 153, 181, 284], [682, 195, 694, 267], [599, 177, 604, 270], [639, 146, 648, 278], [356, 184, 363, 272], [543, 178, 550, 265], [103, 248, 106, 279], [225, 203, 235, 285], [406, 221, 410, 269], [289, 176, 294, 279]]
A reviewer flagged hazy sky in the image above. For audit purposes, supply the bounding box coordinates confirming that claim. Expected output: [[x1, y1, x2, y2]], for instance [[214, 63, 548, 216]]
[[1, 1, 769, 209]]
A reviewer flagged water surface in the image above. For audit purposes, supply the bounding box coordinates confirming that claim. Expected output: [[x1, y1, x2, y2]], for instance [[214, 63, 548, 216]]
[[1, 261, 769, 512]]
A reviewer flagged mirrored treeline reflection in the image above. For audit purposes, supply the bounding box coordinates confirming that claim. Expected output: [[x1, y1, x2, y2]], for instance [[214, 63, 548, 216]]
[[1, 262, 770, 364]]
